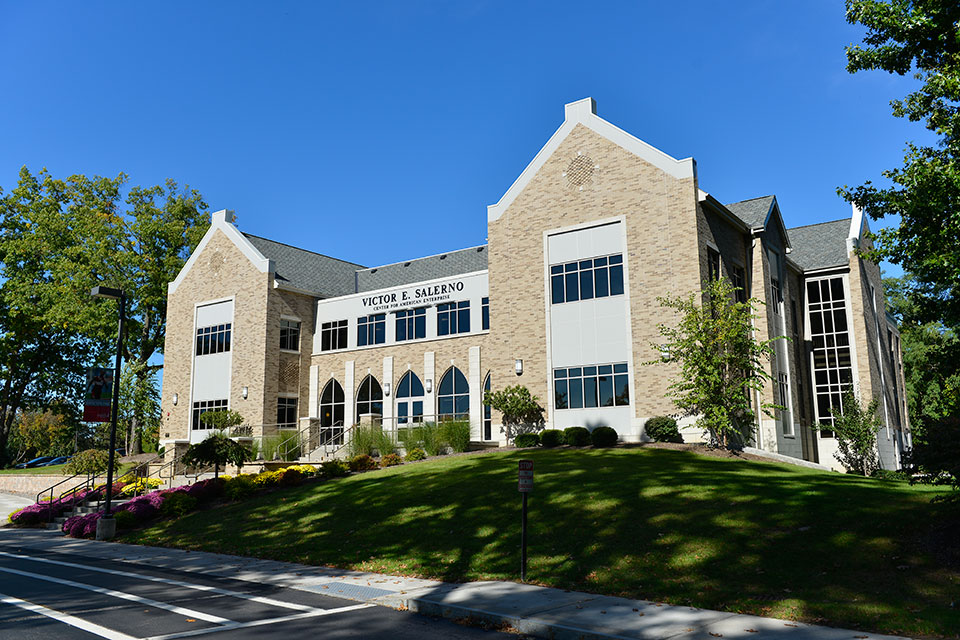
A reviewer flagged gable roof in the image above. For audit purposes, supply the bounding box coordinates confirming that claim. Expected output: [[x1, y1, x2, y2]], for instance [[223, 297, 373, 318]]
[[725, 196, 776, 229], [355, 245, 488, 293], [243, 233, 364, 298], [786, 220, 851, 271]]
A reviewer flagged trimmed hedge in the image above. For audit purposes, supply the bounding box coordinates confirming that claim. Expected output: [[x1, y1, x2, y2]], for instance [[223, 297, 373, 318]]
[[380, 453, 403, 468], [404, 447, 427, 462], [514, 433, 540, 448], [591, 426, 618, 447], [563, 426, 591, 447], [645, 416, 682, 443], [539, 429, 564, 448]]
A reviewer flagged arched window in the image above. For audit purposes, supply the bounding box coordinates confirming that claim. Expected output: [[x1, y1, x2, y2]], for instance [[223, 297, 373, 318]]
[[319, 379, 345, 444], [483, 373, 492, 440], [356, 375, 383, 418], [437, 367, 469, 421], [396, 371, 424, 424]]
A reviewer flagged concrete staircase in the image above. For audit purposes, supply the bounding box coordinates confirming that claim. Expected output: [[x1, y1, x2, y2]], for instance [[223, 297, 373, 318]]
[[46, 497, 132, 532]]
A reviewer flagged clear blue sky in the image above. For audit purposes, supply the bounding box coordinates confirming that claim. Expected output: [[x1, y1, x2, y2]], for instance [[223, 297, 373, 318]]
[[1, 1, 928, 272]]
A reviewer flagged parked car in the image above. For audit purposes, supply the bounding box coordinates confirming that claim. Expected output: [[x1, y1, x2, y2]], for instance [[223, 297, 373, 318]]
[[13, 456, 56, 469], [37, 456, 71, 467]]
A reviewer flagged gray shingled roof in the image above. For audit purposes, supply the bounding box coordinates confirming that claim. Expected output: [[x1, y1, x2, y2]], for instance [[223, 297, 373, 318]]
[[726, 196, 776, 229], [356, 245, 488, 293], [243, 233, 364, 298], [786, 220, 851, 271]]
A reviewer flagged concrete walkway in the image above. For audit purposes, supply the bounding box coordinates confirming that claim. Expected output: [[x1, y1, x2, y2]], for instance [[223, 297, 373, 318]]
[[0, 492, 33, 521], [0, 528, 909, 640]]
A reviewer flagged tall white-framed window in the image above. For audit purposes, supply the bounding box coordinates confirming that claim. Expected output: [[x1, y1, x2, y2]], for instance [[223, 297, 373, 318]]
[[807, 277, 853, 438], [192, 399, 228, 431], [437, 367, 469, 420], [356, 375, 383, 418], [319, 379, 344, 444], [396, 371, 424, 424], [777, 372, 793, 436], [483, 373, 492, 440], [276, 396, 298, 429], [279, 319, 300, 351]]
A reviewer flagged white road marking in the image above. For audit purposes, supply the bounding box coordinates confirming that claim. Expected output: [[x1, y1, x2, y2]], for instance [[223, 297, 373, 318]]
[[0, 550, 315, 612], [0, 565, 231, 624], [143, 603, 375, 640], [0, 592, 138, 640]]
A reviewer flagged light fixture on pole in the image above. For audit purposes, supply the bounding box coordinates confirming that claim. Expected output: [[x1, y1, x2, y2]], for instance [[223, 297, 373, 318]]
[[90, 285, 125, 541]]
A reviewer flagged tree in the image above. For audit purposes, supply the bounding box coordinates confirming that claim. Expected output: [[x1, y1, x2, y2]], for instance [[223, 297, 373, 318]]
[[650, 278, 782, 449], [911, 415, 960, 503], [817, 391, 884, 476], [119, 362, 161, 454], [0, 167, 208, 462], [180, 432, 252, 479], [483, 385, 544, 441], [66, 448, 121, 476], [197, 409, 246, 433], [14, 410, 75, 459], [840, 0, 960, 327]]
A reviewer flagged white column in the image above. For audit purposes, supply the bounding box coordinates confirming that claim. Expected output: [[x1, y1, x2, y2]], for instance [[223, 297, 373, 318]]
[[424, 351, 435, 420], [468, 346, 482, 440], [344, 361, 355, 427]]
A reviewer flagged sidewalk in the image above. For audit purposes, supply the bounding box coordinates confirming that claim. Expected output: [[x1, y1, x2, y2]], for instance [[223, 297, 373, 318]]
[[0, 492, 33, 519], [0, 528, 909, 640]]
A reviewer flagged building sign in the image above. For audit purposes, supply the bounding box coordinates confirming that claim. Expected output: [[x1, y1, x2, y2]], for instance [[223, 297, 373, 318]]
[[83, 367, 113, 423], [518, 459, 534, 492], [361, 280, 466, 313]]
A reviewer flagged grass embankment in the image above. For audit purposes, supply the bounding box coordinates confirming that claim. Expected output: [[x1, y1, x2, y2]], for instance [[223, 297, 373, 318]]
[[123, 447, 959, 638]]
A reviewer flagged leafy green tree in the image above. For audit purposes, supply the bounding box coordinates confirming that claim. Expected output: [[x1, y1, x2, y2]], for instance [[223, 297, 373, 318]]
[[66, 448, 121, 476], [817, 391, 884, 476], [884, 275, 960, 438], [181, 432, 252, 478], [15, 410, 75, 459], [483, 385, 544, 441], [911, 415, 960, 503], [119, 362, 161, 453], [197, 409, 246, 433], [0, 167, 208, 461], [651, 278, 781, 449], [840, 0, 960, 326]]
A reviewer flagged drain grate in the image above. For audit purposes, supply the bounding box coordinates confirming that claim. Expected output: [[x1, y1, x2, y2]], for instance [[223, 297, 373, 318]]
[[301, 581, 395, 601]]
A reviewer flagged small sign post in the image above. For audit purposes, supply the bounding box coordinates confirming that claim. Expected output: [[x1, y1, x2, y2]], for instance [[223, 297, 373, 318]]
[[518, 459, 533, 581]]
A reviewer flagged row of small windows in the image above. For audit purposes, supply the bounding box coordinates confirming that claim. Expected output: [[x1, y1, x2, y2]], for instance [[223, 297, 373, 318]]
[[318, 368, 476, 428], [550, 254, 624, 304], [321, 299, 489, 352], [195, 324, 232, 356], [191, 399, 228, 430], [554, 363, 630, 410], [193, 397, 300, 431]]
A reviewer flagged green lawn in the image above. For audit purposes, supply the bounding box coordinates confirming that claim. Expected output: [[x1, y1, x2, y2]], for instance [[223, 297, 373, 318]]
[[0, 463, 135, 476], [123, 447, 959, 638]]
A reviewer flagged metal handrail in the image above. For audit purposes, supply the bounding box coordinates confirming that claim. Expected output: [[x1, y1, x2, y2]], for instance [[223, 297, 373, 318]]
[[36, 473, 84, 505], [276, 419, 345, 462]]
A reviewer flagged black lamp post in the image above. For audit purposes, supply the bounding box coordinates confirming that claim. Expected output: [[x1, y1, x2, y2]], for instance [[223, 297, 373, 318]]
[[91, 285, 125, 537]]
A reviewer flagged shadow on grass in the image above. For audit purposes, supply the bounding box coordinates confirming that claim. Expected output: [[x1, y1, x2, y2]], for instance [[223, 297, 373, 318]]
[[123, 447, 959, 639]]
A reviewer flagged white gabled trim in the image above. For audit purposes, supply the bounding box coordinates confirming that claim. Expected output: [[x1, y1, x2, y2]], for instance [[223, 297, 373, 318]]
[[168, 209, 273, 295], [848, 202, 866, 253], [487, 98, 696, 223]]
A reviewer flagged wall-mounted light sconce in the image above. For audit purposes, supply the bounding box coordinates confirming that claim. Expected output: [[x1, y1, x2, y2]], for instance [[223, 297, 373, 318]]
[[383, 382, 391, 397], [172, 393, 178, 406], [425, 378, 433, 393], [242, 386, 249, 400], [515, 359, 523, 376]]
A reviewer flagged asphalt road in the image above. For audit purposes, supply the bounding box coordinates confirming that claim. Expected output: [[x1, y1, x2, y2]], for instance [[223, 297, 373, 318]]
[[0, 542, 512, 639]]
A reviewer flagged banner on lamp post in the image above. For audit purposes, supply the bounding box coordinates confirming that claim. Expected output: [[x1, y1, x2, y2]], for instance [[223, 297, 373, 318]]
[[83, 367, 113, 423]]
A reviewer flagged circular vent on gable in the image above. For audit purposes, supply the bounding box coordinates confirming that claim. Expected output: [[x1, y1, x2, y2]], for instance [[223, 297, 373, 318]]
[[565, 153, 596, 189]]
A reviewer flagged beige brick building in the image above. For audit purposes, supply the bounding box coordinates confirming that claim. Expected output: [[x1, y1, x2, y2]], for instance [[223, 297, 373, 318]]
[[160, 98, 910, 471]]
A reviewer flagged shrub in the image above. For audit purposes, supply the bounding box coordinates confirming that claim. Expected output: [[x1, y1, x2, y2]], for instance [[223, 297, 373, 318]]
[[181, 432, 252, 477], [440, 420, 471, 453], [292, 464, 317, 476], [160, 492, 198, 518], [319, 459, 350, 478], [514, 433, 540, 448], [591, 426, 618, 447], [116, 492, 164, 521], [253, 470, 281, 487], [404, 447, 426, 462], [224, 474, 257, 500], [380, 453, 403, 468], [278, 467, 304, 487], [348, 424, 396, 458], [120, 478, 163, 497], [349, 454, 378, 472], [483, 385, 545, 439], [418, 422, 446, 457], [113, 510, 137, 529], [563, 426, 591, 447], [872, 468, 911, 482], [539, 429, 564, 448], [66, 449, 120, 476], [815, 392, 883, 476], [645, 416, 683, 443]]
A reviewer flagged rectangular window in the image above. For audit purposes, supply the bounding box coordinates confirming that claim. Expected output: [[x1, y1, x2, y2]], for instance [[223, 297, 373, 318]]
[[482, 297, 490, 330], [778, 371, 793, 436], [357, 313, 386, 347], [395, 307, 426, 342], [437, 300, 470, 336], [192, 399, 228, 431], [707, 247, 720, 282], [554, 363, 629, 410], [550, 253, 624, 304], [279, 319, 300, 351], [277, 397, 298, 429], [195, 324, 232, 356], [807, 277, 852, 438], [320, 320, 348, 351], [732, 265, 747, 303]]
